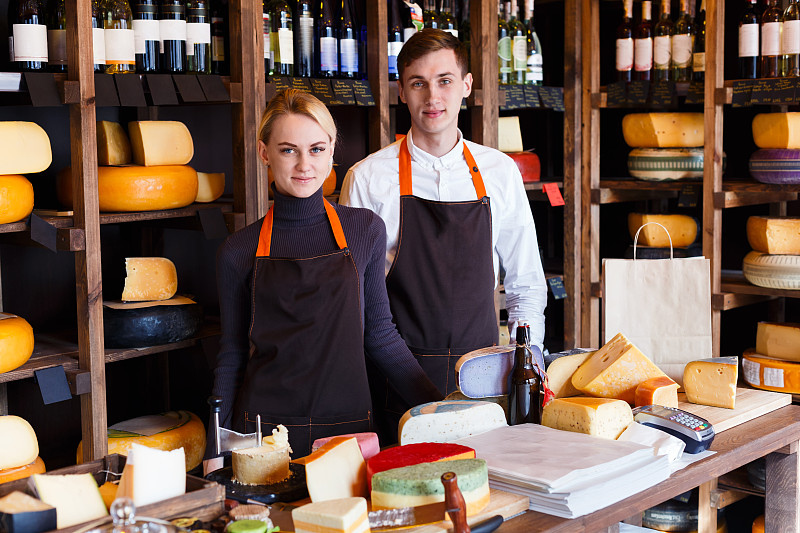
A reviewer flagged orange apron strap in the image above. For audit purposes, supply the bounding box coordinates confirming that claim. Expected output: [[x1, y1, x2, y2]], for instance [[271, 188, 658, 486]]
[[323, 199, 348, 250], [256, 207, 275, 257], [399, 137, 413, 196], [462, 144, 487, 198]]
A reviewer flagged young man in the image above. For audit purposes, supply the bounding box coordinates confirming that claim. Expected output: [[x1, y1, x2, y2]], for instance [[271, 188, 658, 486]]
[[340, 29, 547, 437]]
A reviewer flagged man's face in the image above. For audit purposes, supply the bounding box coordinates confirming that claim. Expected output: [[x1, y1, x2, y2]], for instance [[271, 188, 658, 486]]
[[398, 48, 473, 140]]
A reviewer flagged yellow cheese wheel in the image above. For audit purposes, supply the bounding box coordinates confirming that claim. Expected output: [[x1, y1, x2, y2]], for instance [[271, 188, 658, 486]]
[[0, 122, 52, 174], [0, 416, 39, 470], [752, 113, 800, 149], [628, 213, 698, 248], [97, 121, 132, 166], [196, 172, 225, 202], [622, 113, 704, 148], [0, 175, 34, 224], [753, 515, 764, 533], [57, 165, 199, 212], [0, 456, 45, 484], [268, 166, 337, 196], [0, 314, 35, 374], [747, 216, 800, 255], [129, 121, 194, 166]]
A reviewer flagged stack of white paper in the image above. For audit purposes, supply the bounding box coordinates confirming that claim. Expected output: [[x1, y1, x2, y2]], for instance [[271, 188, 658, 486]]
[[456, 424, 672, 519]]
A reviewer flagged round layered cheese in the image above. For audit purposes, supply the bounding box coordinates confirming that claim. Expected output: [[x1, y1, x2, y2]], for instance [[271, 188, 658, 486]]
[[743, 251, 800, 290], [0, 314, 34, 374], [749, 148, 800, 184], [233, 425, 291, 486], [628, 148, 705, 181], [0, 416, 39, 470], [0, 456, 45, 484], [366, 442, 475, 490], [742, 350, 800, 394], [0, 175, 34, 224]]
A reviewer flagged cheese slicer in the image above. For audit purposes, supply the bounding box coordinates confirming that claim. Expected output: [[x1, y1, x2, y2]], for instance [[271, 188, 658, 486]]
[[208, 396, 262, 455]]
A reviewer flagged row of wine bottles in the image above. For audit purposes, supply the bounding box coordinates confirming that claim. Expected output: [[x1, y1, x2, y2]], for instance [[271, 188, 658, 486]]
[[497, 0, 544, 85], [7, 0, 228, 74], [738, 0, 800, 79]]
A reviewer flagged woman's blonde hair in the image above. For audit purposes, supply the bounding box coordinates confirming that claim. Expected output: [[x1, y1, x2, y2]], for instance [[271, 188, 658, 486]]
[[257, 88, 337, 146]]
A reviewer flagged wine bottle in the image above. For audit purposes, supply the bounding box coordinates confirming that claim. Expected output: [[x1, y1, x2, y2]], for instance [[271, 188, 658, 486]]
[[524, 0, 542, 85], [783, 0, 800, 77], [422, 0, 438, 29], [132, 0, 159, 73], [439, 0, 458, 37], [616, 0, 634, 82], [210, 0, 227, 75], [507, 0, 526, 85], [47, 0, 67, 73], [160, 0, 187, 73], [672, 0, 693, 82], [693, 0, 705, 82], [498, 0, 511, 84], [105, 0, 136, 74], [740, 0, 759, 79], [653, 0, 673, 82], [11, 0, 48, 71], [317, 0, 337, 78], [388, 0, 404, 81], [460, 0, 471, 55], [633, 0, 653, 81], [186, 0, 211, 74], [295, 0, 314, 78], [92, 0, 106, 73], [263, 1, 272, 77], [270, 0, 293, 76], [761, 0, 782, 78], [508, 324, 541, 426], [402, 0, 423, 42], [340, 0, 358, 79], [356, 0, 368, 79]]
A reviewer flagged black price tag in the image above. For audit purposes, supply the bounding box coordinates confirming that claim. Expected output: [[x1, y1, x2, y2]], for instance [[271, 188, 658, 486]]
[[24, 72, 61, 107], [198, 207, 230, 240], [606, 80, 628, 108], [352, 79, 375, 106], [30, 213, 58, 252], [198, 75, 230, 102], [498, 84, 509, 110], [173, 74, 207, 102], [547, 276, 567, 300], [145, 74, 178, 105], [732, 80, 754, 107], [290, 77, 313, 93], [331, 79, 356, 105], [750, 79, 774, 105], [523, 85, 540, 108], [504, 84, 526, 110], [35, 366, 72, 404], [684, 81, 705, 105], [114, 73, 147, 107], [678, 183, 701, 208], [94, 73, 121, 107], [627, 80, 650, 107], [273, 77, 292, 92], [649, 81, 677, 108], [309, 78, 336, 105], [774, 77, 796, 105], [537, 86, 564, 111]]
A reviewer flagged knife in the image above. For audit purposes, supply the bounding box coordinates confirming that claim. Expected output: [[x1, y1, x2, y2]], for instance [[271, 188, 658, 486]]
[[208, 396, 262, 455]]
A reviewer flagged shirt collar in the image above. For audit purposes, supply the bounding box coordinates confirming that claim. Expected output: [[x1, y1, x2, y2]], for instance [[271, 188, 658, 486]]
[[406, 129, 465, 171]]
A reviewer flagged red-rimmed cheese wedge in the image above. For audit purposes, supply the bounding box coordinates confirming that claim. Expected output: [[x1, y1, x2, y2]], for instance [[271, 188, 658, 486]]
[[366, 442, 476, 491]]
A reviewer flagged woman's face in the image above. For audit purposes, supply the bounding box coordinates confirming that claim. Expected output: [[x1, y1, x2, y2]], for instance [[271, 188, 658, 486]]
[[258, 113, 333, 198]]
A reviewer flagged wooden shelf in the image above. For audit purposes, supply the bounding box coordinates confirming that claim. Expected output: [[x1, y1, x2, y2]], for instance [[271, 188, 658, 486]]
[[715, 181, 799, 208], [719, 276, 800, 302], [594, 179, 684, 203], [593, 179, 799, 206], [717, 466, 765, 499]]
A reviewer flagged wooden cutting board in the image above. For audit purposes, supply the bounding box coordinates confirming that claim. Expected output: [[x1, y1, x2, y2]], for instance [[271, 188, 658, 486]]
[[677, 386, 791, 433], [407, 488, 529, 533]]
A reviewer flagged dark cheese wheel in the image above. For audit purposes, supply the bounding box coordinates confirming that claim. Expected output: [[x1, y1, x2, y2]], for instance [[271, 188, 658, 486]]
[[746, 458, 766, 492], [103, 303, 203, 348], [624, 243, 703, 260], [643, 499, 725, 532]]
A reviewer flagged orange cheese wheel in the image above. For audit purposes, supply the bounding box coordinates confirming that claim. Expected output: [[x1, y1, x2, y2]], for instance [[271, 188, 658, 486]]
[[0, 175, 34, 224], [0, 314, 35, 374], [0, 456, 45, 484], [57, 165, 198, 212], [268, 166, 337, 196]]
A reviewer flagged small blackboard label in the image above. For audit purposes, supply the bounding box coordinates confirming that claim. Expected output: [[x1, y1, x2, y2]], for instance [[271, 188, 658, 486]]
[[114, 73, 147, 107], [95, 73, 121, 107], [750, 78, 776, 105], [35, 366, 72, 404], [732, 80, 754, 107], [198, 207, 229, 240], [685, 81, 705, 105], [198, 75, 230, 102], [352, 79, 375, 106], [290, 77, 313, 93], [547, 276, 567, 300], [30, 213, 58, 252], [678, 183, 701, 208], [607, 80, 628, 108], [538, 86, 564, 111], [504, 84, 526, 110], [173, 74, 206, 103], [145, 74, 178, 106], [310, 78, 336, 105], [523, 85, 540, 108], [24, 72, 61, 107], [627, 80, 650, 107], [331, 79, 356, 105], [273, 77, 292, 92], [649, 81, 677, 108], [774, 77, 796, 105]]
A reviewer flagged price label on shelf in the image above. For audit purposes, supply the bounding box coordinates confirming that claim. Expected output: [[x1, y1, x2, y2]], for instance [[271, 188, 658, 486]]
[[543, 182, 565, 207], [606, 80, 627, 108], [732, 80, 754, 108], [547, 276, 567, 300], [34, 366, 72, 405], [678, 184, 701, 208]]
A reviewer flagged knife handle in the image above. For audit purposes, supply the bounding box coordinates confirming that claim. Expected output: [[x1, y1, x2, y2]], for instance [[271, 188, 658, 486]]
[[469, 515, 504, 533], [442, 472, 470, 533]]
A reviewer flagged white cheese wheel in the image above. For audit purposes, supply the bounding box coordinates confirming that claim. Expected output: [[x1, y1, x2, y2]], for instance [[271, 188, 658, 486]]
[[398, 401, 507, 445], [0, 416, 39, 470], [743, 251, 800, 290], [0, 122, 52, 174]]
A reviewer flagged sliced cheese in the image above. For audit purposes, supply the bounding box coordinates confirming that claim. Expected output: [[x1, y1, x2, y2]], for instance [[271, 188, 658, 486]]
[[746, 216, 800, 255], [116, 443, 185, 507], [0, 457, 45, 485], [756, 322, 800, 362], [366, 442, 475, 491], [128, 121, 194, 166], [97, 120, 132, 165], [622, 113, 704, 148], [0, 416, 39, 470], [195, 171, 225, 202], [292, 497, 369, 533], [0, 490, 56, 533], [312, 432, 379, 461], [0, 122, 52, 174], [121, 257, 178, 302], [398, 400, 508, 445], [753, 112, 800, 149], [742, 350, 800, 394], [292, 437, 367, 502], [30, 473, 108, 529], [541, 397, 633, 440], [0, 175, 34, 225], [571, 333, 669, 404], [546, 351, 593, 398], [634, 376, 679, 408], [498, 116, 524, 152], [0, 313, 35, 374], [628, 213, 698, 248], [683, 357, 738, 409], [232, 425, 291, 485], [743, 251, 800, 290]]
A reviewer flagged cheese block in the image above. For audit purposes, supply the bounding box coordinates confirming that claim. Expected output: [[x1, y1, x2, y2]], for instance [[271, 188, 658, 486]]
[[635, 376, 680, 408], [0, 416, 39, 470], [98, 481, 118, 509], [0, 313, 35, 374], [233, 425, 291, 485], [622, 113, 704, 148], [268, 165, 337, 197], [398, 401, 508, 445], [743, 251, 800, 290], [0, 175, 34, 224], [30, 473, 108, 529], [756, 322, 800, 362], [746, 216, 800, 255], [0, 457, 45, 485], [195, 171, 225, 202], [103, 300, 204, 348], [292, 437, 367, 502], [455, 345, 515, 398], [628, 213, 698, 248], [116, 443, 186, 507], [292, 497, 369, 533], [571, 333, 669, 404], [0, 491, 56, 533], [628, 147, 706, 181], [742, 350, 800, 394], [752, 112, 800, 149], [444, 390, 509, 418], [76, 411, 205, 471], [366, 442, 475, 491], [749, 148, 800, 184], [97, 120, 132, 165], [683, 357, 738, 409], [371, 459, 490, 515], [121, 257, 178, 302], [312, 432, 379, 461], [541, 397, 633, 440], [546, 351, 593, 398], [57, 165, 199, 212], [498, 115, 524, 152], [128, 121, 194, 166], [0, 122, 52, 174]]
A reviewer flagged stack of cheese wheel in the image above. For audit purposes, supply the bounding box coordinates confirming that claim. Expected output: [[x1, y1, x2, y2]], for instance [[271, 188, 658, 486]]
[[743, 216, 800, 290], [742, 322, 800, 394], [0, 313, 35, 375], [0, 415, 45, 484], [750, 113, 800, 183], [626, 213, 700, 260], [623, 113, 707, 181], [0, 122, 51, 224]]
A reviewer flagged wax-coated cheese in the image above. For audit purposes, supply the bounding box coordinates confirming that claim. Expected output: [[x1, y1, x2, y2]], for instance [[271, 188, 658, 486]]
[[752, 112, 800, 149], [195, 171, 225, 202], [366, 442, 475, 491], [622, 113, 704, 148], [747, 216, 800, 255], [753, 515, 765, 533], [312, 432, 379, 461], [0, 491, 56, 533], [398, 400, 508, 445], [128, 121, 194, 166], [743, 251, 800, 290], [0, 122, 52, 174], [0, 457, 45, 485], [121, 257, 178, 302], [30, 473, 108, 529], [292, 497, 369, 533], [103, 300, 203, 348], [571, 333, 669, 404], [635, 376, 680, 408], [683, 357, 738, 409], [627, 147, 707, 181], [0, 175, 34, 225], [0, 416, 39, 470], [508, 152, 541, 182], [0, 313, 34, 374], [541, 397, 633, 440], [97, 121, 132, 165], [546, 351, 593, 398], [756, 322, 800, 362], [742, 350, 800, 393], [292, 437, 367, 502], [116, 443, 185, 507], [749, 148, 800, 184], [628, 213, 698, 248]]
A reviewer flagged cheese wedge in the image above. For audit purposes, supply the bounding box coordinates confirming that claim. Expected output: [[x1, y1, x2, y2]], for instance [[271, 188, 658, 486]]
[[293, 437, 367, 502], [0, 491, 56, 533], [312, 432, 379, 461], [542, 397, 633, 440], [635, 376, 680, 408], [0, 457, 45, 485], [0, 416, 39, 470], [128, 121, 194, 166], [292, 497, 369, 533], [0, 175, 34, 225], [546, 351, 593, 398], [195, 171, 225, 202], [753, 112, 800, 149], [0, 122, 52, 174], [30, 473, 108, 529], [622, 113, 704, 148], [628, 213, 698, 248], [747, 216, 800, 255], [116, 443, 185, 507], [0, 313, 35, 374], [97, 120, 132, 165], [756, 322, 800, 362], [121, 257, 178, 302], [683, 357, 738, 409]]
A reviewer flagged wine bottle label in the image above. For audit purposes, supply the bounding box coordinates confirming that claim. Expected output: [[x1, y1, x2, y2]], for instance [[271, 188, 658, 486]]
[[693, 52, 705, 72], [671, 34, 692, 66], [341, 38, 357, 73], [187, 22, 211, 47], [444, 29, 458, 38], [275, 28, 294, 65], [320, 36, 338, 71], [212, 35, 225, 61], [527, 53, 543, 82], [133, 19, 159, 54], [616, 37, 633, 71], [263, 14, 271, 58], [498, 35, 512, 70], [388, 40, 403, 75], [761, 22, 781, 57], [12, 24, 48, 62], [634, 37, 653, 71], [512, 35, 527, 71], [93, 27, 106, 64], [160, 19, 187, 42], [404, 0, 424, 32], [653, 34, 671, 67], [47, 29, 67, 66], [299, 16, 314, 60], [105, 28, 135, 64], [784, 19, 800, 55], [739, 23, 758, 57], [403, 27, 417, 42]]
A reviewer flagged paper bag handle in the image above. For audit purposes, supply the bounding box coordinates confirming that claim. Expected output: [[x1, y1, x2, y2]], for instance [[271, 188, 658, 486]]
[[633, 222, 674, 260]]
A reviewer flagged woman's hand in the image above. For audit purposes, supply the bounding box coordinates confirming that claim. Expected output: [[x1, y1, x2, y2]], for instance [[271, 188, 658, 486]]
[[203, 457, 225, 476]]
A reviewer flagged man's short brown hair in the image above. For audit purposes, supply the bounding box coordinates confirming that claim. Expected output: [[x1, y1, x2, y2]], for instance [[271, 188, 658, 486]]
[[397, 28, 469, 82]]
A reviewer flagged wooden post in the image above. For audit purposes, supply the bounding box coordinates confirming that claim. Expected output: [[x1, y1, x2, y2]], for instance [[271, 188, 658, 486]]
[[470, 0, 498, 148], [698, 480, 719, 533], [766, 448, 800, 532], [368, 0, 390, 151]]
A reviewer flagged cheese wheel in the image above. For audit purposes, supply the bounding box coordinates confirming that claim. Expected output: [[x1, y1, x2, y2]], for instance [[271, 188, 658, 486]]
[[743, 251, 800, 290], [628, 214, 698, 248], [57, 165, 199, 212], [742, 350, 800, 394], [128, 121, 194, 166], [749, 149, 800, 184], [0, 457, 45, 485], [195, 171, 225, 202], [752, 112, 800, 149], [541, 397, 633, 439], [0, 175, 34, 225], [634, 376, 679, 408], [398, 401, 508, 445], [622, 113, 704, 148], [0, 314, 34, 374], [121, 257, 178, 302], [628, 147, 706, 181], [747, 216, 800, 255], [97, 121, 132, 165], [0, 122, 52, 174], [756, 322, 800, 362], [268, 166, 337, 196], [0, 416, 39, 470], [508, 152, 541, 182], [366, 442, 475, 491], [103, 301, 203, 348]]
